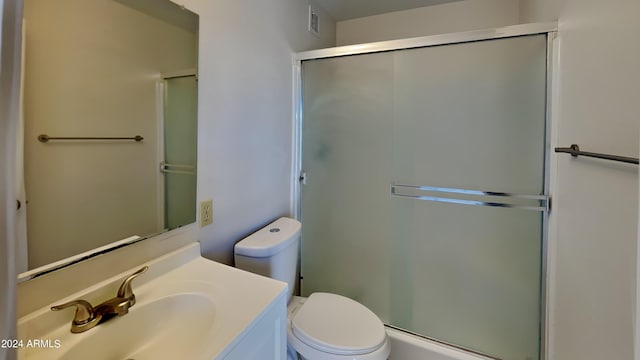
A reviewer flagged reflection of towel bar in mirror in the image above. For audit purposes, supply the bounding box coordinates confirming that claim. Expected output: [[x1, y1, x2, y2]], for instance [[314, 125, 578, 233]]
[[37, 134, 144, 142]]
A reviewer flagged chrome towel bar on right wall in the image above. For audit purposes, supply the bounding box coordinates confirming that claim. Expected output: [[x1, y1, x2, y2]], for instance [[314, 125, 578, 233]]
[[555, 144, 639, 165]]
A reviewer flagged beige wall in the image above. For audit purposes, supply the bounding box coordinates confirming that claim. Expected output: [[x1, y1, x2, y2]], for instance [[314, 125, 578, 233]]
[[176, 0, 335, 265], [23, 0, 197, 268], [520, 0, 639, 359], [336, 0, 520, 46], [518, 0, 558, 23]]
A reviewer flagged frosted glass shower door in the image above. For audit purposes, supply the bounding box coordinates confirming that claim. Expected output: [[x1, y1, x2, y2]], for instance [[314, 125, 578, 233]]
[[300, 34, 548, 360], [301, 51, 395, 320], [390, 35, 547, 360]]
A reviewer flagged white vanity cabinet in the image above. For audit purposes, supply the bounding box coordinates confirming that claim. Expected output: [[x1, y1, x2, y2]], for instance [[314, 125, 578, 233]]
[[221, 295, 287, 360]]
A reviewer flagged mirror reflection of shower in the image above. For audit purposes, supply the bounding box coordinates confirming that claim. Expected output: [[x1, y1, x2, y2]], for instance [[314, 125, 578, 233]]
[[160, 72, 198, 229], [20, 0, 199, 274]]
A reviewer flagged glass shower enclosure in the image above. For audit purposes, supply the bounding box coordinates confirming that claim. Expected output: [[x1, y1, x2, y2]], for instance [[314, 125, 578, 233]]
[[297, 25, 553, 360]]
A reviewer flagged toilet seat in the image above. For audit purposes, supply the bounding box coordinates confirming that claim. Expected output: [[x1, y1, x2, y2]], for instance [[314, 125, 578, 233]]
[[288, 293, 389, 359]]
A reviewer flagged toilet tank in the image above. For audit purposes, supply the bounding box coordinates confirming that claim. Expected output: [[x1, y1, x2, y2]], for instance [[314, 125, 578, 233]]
[[234, 217, 300, 302]]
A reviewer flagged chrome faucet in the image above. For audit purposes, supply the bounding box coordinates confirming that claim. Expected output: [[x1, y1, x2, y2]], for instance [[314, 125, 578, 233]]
[[51, 266, 148, 333]]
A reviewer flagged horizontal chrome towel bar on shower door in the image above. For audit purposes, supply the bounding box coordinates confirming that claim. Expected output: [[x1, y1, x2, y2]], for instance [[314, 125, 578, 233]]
[[390, 183, 549, 212], [555, 144, 639, 165]]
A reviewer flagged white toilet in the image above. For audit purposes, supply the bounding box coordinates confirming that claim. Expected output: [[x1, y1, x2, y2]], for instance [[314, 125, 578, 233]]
[[234, 217, 390, 360]]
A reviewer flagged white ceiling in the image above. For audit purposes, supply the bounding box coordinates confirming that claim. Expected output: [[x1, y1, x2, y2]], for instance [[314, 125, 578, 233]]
[[313, 0, 463, 21]]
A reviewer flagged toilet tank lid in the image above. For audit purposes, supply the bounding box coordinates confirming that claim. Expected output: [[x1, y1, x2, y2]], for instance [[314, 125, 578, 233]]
[[234, 217, 301, 257]]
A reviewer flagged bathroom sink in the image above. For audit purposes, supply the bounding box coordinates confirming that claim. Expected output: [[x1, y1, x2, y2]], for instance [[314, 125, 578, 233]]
[[56, 293, 215, 360], [18, 243, 288, 360]]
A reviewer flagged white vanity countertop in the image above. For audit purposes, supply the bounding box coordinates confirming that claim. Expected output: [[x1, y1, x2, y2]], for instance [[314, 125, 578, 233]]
[[17, 243, 288, 360]]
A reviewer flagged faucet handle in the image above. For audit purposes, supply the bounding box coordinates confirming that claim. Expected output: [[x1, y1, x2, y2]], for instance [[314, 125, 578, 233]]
[[51, 299, 95, 325], [116, 266, 148, 305]]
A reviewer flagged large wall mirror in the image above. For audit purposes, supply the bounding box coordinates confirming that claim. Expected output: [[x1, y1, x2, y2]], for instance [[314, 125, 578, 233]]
[[18, 0, 199, 279]]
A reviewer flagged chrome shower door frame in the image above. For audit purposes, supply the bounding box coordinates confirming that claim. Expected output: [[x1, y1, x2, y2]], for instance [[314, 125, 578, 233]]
[[292, 22, 558, 360]]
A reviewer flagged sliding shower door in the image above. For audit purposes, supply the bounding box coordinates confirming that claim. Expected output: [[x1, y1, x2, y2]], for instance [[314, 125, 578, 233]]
[[300, 34, 548, 360]]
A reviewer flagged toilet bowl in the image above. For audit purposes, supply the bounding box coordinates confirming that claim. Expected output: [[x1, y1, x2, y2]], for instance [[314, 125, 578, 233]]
[[234, 217, 390, 360], [286, 295, 390, 360]]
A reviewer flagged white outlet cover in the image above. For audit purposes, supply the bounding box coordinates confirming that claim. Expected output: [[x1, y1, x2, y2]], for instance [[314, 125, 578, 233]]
[[200, 200, 213, 227]]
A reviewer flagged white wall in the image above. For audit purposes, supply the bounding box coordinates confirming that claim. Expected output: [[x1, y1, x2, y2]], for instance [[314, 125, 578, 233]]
[[336, 0, 520, 46], [23, 0, 197, 268], [520, 0, 640, 359], [0, 0, 21, 358], [172, 0, 335, 264]]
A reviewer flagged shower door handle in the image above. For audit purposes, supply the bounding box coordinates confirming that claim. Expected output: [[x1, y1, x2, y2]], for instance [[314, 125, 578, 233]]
[[390, 183, 549, 212], [160, 162, 196, 175]]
